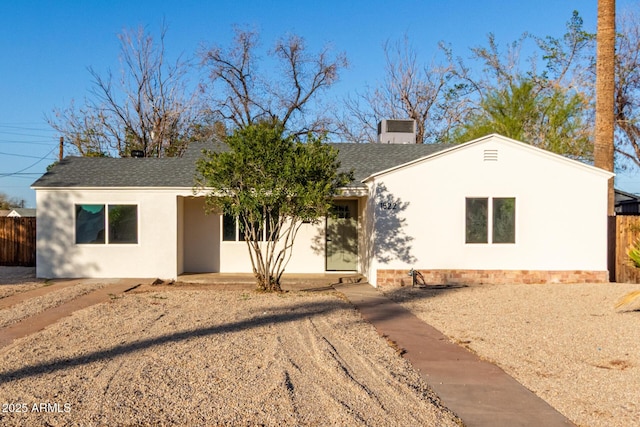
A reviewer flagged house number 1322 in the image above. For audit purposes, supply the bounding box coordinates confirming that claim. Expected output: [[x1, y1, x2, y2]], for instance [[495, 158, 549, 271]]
[[379, 202, 397, 210]]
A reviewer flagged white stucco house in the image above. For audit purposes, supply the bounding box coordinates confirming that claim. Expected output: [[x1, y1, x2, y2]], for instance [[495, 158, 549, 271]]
[[32, 134, 614, 286]]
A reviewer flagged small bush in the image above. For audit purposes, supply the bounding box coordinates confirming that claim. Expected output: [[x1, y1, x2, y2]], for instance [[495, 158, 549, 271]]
[[629, 238, 640, 268]]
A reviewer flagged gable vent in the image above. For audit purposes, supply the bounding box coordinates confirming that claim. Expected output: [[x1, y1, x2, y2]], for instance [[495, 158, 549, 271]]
[[484, 149, 498, 161]]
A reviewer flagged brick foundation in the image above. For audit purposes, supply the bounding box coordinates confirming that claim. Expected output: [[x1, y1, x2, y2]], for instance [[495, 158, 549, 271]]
[[376, 269, 609, 287]]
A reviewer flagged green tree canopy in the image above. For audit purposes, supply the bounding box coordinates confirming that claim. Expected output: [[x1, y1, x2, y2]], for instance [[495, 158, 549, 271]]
[[449, 78, 592, 160], [195, 122, 352, 292]]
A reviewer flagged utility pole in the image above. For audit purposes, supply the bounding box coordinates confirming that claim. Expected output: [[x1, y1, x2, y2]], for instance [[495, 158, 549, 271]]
[[59, 136, 64, 161]]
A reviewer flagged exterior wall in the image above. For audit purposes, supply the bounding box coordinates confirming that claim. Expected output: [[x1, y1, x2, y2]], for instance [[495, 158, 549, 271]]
[[177, 196, 184, 275], [361, 192, 378, 285], [36, 188, 184, 279], [218, 217, 327, 274], [364, 137, 611, 286], [182, 197, 220, 273], [36, 189, 332, 278]]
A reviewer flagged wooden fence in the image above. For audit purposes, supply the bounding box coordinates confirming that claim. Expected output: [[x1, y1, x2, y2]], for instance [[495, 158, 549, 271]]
[[612, 215, 640, 283], [0, 217, 36, 266]]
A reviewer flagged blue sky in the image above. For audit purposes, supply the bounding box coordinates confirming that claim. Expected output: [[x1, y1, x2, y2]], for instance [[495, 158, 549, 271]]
[[0, 0, 637, 207]]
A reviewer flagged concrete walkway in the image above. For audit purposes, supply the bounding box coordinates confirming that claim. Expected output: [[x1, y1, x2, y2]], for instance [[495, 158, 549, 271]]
[[0, 279, 145, 349], [334, 282, 575, 427]]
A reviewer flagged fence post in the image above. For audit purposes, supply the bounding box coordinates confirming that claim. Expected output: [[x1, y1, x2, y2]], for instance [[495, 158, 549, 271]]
[[608, 215, 616, 282]]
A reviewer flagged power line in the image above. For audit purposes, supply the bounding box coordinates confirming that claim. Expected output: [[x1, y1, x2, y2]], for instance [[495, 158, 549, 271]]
[[0, 146, 58, 178], [0, 172, 41, 175], [0, 130, 56, 138], [0, 175, 42, 180], [0, 139, 56, 145], [0, 124, 53, 132], [0, 150, 57, 160]]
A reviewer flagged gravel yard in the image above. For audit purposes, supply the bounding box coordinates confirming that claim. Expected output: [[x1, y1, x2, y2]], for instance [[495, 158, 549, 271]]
[[0, 286, 461, 426], [384, 282, 640, 427], [0, 267, 44, 298], [1, 266, 639, 427]]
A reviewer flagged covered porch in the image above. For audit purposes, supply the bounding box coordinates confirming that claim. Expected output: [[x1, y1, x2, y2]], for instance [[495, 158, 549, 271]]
[[177, 195, 367, 277]]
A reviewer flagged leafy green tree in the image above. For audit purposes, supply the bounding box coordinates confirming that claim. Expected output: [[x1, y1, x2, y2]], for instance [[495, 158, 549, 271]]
[[450, 79, 592, 160], [195, 121, 352, 292]]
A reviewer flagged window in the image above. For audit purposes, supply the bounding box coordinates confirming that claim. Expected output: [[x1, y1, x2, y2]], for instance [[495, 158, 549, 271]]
[[222, 213, 237, 241], [465, 197, 515, 244], [108, 205, 138, 243], [465, 198, 488, 243], [222, 210, 276, 242], [75, 204, 138, 244], [492, 198, 516, 243], [76, 205, 105, 244]]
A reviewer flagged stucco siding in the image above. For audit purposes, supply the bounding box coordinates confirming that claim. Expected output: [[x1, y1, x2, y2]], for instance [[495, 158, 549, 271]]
[[36, 189, 180, 279], [365, 137, 610, 274], [182, 197, 220, 273]]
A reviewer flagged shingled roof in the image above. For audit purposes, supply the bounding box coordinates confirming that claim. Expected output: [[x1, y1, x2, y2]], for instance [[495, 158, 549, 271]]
[[32, 140, 452, 189]]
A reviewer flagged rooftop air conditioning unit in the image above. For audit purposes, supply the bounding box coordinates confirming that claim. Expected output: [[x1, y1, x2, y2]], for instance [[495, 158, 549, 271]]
[[377, 119, 416, 144]]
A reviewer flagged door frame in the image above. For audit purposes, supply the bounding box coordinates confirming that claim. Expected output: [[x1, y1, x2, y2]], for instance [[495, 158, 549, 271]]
[[325, 199, 359, 271]]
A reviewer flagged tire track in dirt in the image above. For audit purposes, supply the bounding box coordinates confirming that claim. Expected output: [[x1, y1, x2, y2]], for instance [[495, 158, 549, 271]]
[[280, 310, 458, 426], [274, 319, 360, 425], [274, 315, 384, 424]]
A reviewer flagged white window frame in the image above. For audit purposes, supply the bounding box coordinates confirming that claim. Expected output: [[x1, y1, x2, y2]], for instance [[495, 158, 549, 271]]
[[74, 204, 139, 245], [465, 197, 516, 244]]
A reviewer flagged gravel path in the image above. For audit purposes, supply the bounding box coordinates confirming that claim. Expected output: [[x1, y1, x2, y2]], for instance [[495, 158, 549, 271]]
[[0, 281, 109, 328], [0, 267, 43, 298], [0, 289, 461, 426], [384, 282, 640, 427]]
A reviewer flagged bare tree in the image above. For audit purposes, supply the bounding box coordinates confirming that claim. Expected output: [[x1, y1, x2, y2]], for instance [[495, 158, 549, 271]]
[[200, 28, 347, 136], [0, 192, 24, 210], [338, 37, 469, 144], [612, 7, 640, 165], [49, 24, 200, 158], [454, 12, 594, 108]]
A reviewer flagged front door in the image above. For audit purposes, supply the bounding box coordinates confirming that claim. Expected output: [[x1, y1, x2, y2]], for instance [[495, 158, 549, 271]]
[[326, 200, 358, 271]]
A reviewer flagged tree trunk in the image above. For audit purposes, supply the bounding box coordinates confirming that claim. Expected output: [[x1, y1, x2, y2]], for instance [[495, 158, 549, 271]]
[[595, 0, 616, 215], [255, 272, 282, 292]]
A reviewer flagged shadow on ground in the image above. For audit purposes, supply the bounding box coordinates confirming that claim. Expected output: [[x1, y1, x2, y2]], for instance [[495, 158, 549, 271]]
[[0, 295, 350, 384]]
